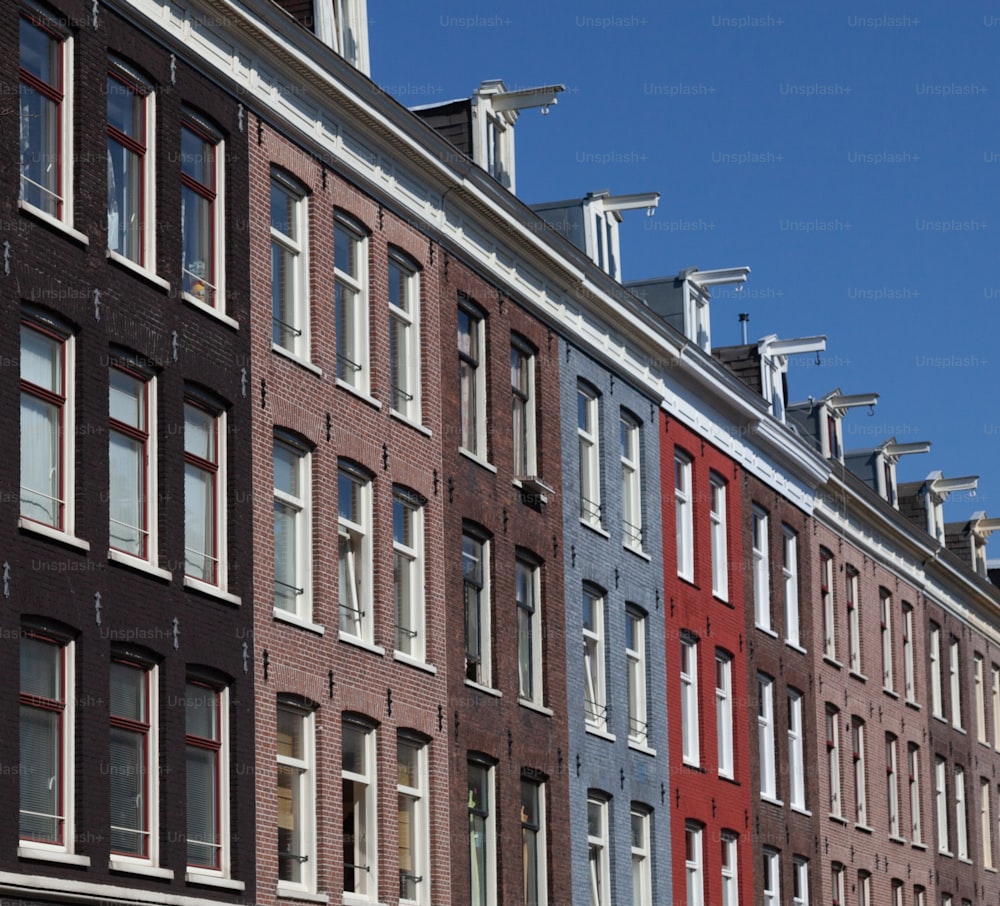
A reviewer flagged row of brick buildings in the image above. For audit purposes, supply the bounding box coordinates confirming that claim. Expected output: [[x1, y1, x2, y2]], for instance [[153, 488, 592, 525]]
[[5, 1, 1000, 905]]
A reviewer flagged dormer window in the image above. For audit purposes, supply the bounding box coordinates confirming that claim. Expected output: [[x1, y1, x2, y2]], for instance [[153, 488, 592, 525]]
[[757, 335, 827, 422], [882, 460, 895, 507], [918, 472, 978, 544], [827, 413, 840, 461], [272, 0, 369, 73]]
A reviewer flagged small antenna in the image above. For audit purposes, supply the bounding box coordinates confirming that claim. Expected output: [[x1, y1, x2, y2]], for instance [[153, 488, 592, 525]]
[[739, 312, 749, 344]]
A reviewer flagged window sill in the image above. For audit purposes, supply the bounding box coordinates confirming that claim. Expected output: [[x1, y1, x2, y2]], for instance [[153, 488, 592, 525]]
[[585, 725, 616, 743], [848, 670, 868, 683], [677, 570, 696, 586], [938, 849, 953, 858], [389, 409, 431, 436], [854, 823, 874, 834], [953, 725, 967, 735], [959, 857, 973, 865], [19, 200, 90, 246], [342, 894, 379, 906], [338, 632, 385, 657], [911, 842, 927, 850], [18, 846, 91, 867], [828, 814, 848, 825], [109, 549, 173, 582], [109, 860, 174, 879], [182, 293, 240, 331], [579, 518, 610, 539], [628, 740, 657, 757], [183, 576, 242, 606], [888, 835, 907, 846], [107, 249, 171, 291], [979, 738, 993, 748], [335, 379, 382, 410], [790, 805, 812, 817], [393, 651, 437, 674], [464, 679, 501, 698], [823, 655, 843, 670], [883, 688, 900, 699], [272, 343, 323, 376], [932, 713, 948, 724], [786, 642, 807, 655], [518, 698, 553, 717], [905, 699, 921, 711], [624, 544, 651, 562], [755, 625, 779, 639], [712, 592, 731, 605], [760, 794, 784, 808], [276, 884, 329, 903], [186, 871, 246, 891], [18, 518, 91, 552], [458, 448, 497, 473], [512, 478, 549, 506], [273, 609, 325, 635]]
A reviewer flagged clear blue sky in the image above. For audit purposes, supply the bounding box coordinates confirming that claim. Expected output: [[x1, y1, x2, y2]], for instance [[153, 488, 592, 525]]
[[370, 1, 1000, 558]]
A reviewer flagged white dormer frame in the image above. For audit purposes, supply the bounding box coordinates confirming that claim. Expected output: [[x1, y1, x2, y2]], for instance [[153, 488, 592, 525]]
[[966, 512, 1000, 577], [919, 471, 978, 544], [683, 267, 749, 352], [757, 335, 826, 423], [314, 0, 369, 74], [876, 440, 930, 508]]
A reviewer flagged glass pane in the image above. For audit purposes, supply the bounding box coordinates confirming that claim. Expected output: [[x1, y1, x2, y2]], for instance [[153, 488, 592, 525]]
[[342, 724, 365, 774], [109, 369, 144, 429], [20, 393, 59, 526], [273, 442, 299, 498], [107, 139, 142, 261], [186, 684, 218, 739], [20, 704, 60, 841], [338, 470, 359, 521], [20, 82, 61, 215], [107, 75, 142, 139], [21, 326, 61, 392], [185, 463, 214, 581], [110, 725, 145, 854], [397, 740, 418, 787], [21, 18, 60, 84], [182, 185, 214, 302], [185, 404, 216, 463], [181, 126, 213, 187], [186, 745, 218, 867], [110, 662, 145, 721], [270, 183, 294, 237], [21, 637, 61, 700], [277, 708, 302, 760], [109, 430, 144, 555], [334, 222, 357, 277]]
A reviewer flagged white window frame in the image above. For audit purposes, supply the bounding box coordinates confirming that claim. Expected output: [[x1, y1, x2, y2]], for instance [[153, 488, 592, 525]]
[[631, 807, 652, 906], [19, 6, 75, 230], [821, 550, 836, 660], [720, 832, 738, 906], [342, 719, 377, 902], [935, 755, 950, 854], [976, 654, 987, 744], [880, 590, 894, 692], [949, 635, 963, 730], [981, 777, 994, 870], [891, 880, 904, 906], [587, 796, 610, 906], [107, 58, 156, 271], [783, 526, 800, 647], [827, 706, 842, 819], [792, 856, 809, 906], [852, 717, 868, 827], [930, 623, 944, 719], [902, 603, 916, 703], [511, 339, 537, 479], [909, 743, 922, 844], [758, 673, 777, 801], [338, 462, 373, 645], [681, 636, 700, 767], [955, 765, 968, 861], [583, 588, 608, 733], [397, 735, 428, 905], [831, 864, 845, 906], [993, 664, 1000, 750], [393, 488, 425, 663], [620, 413, 643, 551], [762, 848, 780, 906], [858, 871, 871, 906], [716, 651, 734, 779], [389, 251, 421, 422], [276, 699, 315, 893], [314, 0, 370, 73], [180, 112, 225, 315], [752, 507, 771, 631], [334, 213, 369, 394], [459, 300, 487, 459], [184, 400, 229, 592], [788, 688, 806, 810], [846, 568, 861, 675], [521, 778, 547, 906], [516, 556, 544, 707], [914, 887, 925, 906], [468, 761, 496, 906], [577, 383, 602, 527], [273, 436, 312, 621], [185, 680, 231, 879], [625, 607, 648, 746], [709, 475, 728, 600], [270, 172, 309, 360], [675, 452, 694, 581], [886, 733, 900, 839], [463, 531, 492, 687], [685, 821, 703, 906]]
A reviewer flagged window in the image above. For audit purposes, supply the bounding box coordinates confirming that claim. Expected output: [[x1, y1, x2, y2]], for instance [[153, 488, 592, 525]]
[[720, 833, 738, 906], [955, 765, 968, 860], [976, 655, 987, 743], [631, 808, 652, 906], [459, 301, 487, 458], [880, 590, 894, 692], [109, 363, 157, 564], [20, 631, 73, 848], [587, 797, 609, 906], [20, 318, 76, 535], [752, 507, 771, 631], [516, 557, 543, 706], [886, 733, 900, 838], [685, 822, 703, 906], [909, 743, 922, 844], [821, 550, 836, 660], [993, 666, 1000, 751], [521, 779, 546, 906], [389, 253, 420, 420], [949, 636, 963, 730], [935, 756, 950, 853], [681, 636, 700, 766], [827, 706, 842, 818], [109, 658, 156, 861], [186, 681, 228, 873], [181, 114, 224, 310], [19, 8, 72, 222], [930, 623, 943, 718], [846, 567, 861, 674], [675, 453, 693, 580], [902, 603, 916, 702], [339, 463, 373, 643], [583, 588, 607, 732], [716, 651, 734, 778], [788, 689, 806, 810], [342, 719, 377, 899], [184, 400, 227, 588], [709, 475, 728, 600], [783, 527, 800, 647], [758, 673, 777, 800], [511, 340, 537, 478], [107, 60, 154, 266], [469, 761, 496, 906], [393, 488, 425, 661], [577, 384, 601, 525], [625, 608, 648, 746], [273, 437, 311, 619], [982, 777, 994, 869], [270, 174, 308, 357], [463, 531, 491, 686], [831, 863, 845, 906], [914, 887, 925, 906], [762, 848, 780, 906], [852, 717, 867, 826], [792, 856, 809, 906], [620, 413, 643, 550], [397, 736, 428, 905], [858, 871, 871, 906], [277, 699, 315, 890], [334, 214, 369, 391], [892, 880, 904, 906]]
